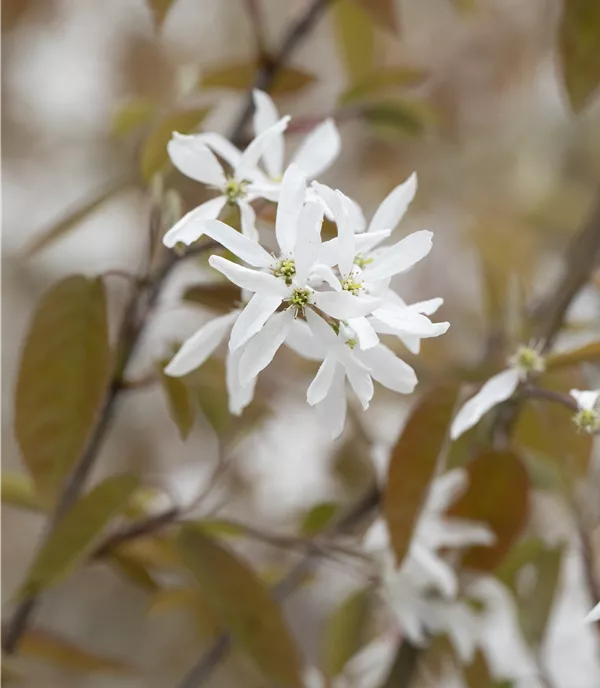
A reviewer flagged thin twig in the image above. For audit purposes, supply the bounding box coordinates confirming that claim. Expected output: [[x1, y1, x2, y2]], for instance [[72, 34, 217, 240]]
[[521, 385, 579, 412], [245, 0, 268, 57]]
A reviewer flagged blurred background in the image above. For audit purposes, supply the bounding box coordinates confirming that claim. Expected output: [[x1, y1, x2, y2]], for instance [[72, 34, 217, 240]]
[[3, 0, 600, 686]]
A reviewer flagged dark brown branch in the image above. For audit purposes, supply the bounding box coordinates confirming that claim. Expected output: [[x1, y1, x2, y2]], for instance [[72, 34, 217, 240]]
[[521, 385, 579, 412]]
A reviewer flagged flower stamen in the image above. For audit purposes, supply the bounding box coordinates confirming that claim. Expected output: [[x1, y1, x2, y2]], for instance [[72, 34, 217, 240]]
[[289, 287, 311, 314], [273, 258, 296, 285]]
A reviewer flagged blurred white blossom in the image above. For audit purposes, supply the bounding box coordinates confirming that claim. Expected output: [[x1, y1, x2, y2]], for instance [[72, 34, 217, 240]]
[[570, 389, 600, 434]]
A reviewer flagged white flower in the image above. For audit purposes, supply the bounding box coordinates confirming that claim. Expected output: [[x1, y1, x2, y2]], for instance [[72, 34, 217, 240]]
[[570, 389, 600, 434], [364, 469, 494, 661], [585, 602, 600, 623], [164, 309, 256, 416], [450, 345, 546, 441], [162, 115, 290, 248]]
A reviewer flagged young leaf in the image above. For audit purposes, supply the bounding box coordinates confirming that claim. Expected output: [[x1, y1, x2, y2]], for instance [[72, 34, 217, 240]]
[[448, 451, 530, 571], [20, 474, 139, 597], [148, 0, 176, 28], [158, 360, 195, 439], [182, 283, 242, 313], [177, 525, 304, 688], [545, 341, 600, 370], [320, 586, 372, 679], [334, 0, 375, 84], [363, 100, 436, 137], [559, 0, 600, 112], [140, 107, 211, 182], [200, 61, 316, 95], [384, 385, 458, 567], [1, 472, 44, 512], [111, 97, 156, 138], [300, 502, 340, 536], [15, 276, 110, 498], [338, 67, 427, 105], [356, 0, 399, 32], [24, 180, 132, 256], [495, 536, 546, 594], [16, 627, 131, 674], [108, 552, 160, 593]]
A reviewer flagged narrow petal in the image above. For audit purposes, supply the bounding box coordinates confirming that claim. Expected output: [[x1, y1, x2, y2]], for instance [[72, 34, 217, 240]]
[[585, 602, 600, 623], [335, 190, 357, 276], [226, 346, 256, 416], [372, 305, 448, 337], [168, 134, 226, 186], [164, 311, 239, 377], [344, 360, 374, 409], [209, 255, 288, 296], [315, 365, 347, 439], [196, 132, 243, 169], [311, 181, 341, 219], [569, 389, 600, 411], [239, 309, 294, 385], [347, 317, 379, 350], [309, 264, 342, 291], [285, 319, 327, 361], [410, 297, 444, 316], [201, 218, 272, 267], [290, 118, 341, 179], [305, 307, 338, 348], [252, 90, 283, 179], [307, 355, 338, 406], [411, 544, 457, 597], [313, 292, 382, 319], [355, 229, 391, 254], [450, 368, 521, 440], [437, 519, 495, 548], [162, 196, 226, 248], [363, 230, 433, 282], [427, 467, 468, 511], [294, 202, 324, 285], [238, 201, 259, 241], [237, 115, 290, 177], [368, 172, 417, 233], [357, 344, 417, 394], [229, 292, 283, 351], [276, 163, 306, 255]]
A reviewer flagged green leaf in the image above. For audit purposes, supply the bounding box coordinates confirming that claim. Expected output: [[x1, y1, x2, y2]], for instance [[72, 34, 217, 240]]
[[320, 586, 372, 678], [193, 358, 231, 434], [20, 474, 139, 597], [1, 472, 44, 512], [200, 61, 316, 95], [17, 627, 131, 674], [158, 360, 195, 440], [334, 0, 375, 84], [518, 545, 564, 648], [108, 552, 160, 593], [448, 451, 530, 571], [495, 536, 546, 594], [15, 276, 111, 498], [559, 0, 600, 112], [182, 283, 242, 313], [111, 97, 156, 138], [546, 341, 600, 370], [140, 108, 211, 182], [356, 0, 399, 32], [363, 100, 436, 137], [148, 0, 176, 28], [178, 525, 303, 688], [24, 180, 132, 257], [300, 502, 341, 536], [338, 67, 427, 105], [384, 385, 459, 566]]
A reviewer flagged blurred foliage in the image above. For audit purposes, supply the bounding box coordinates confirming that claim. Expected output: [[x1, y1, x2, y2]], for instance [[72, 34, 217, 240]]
[[200, 61, 317, 95]]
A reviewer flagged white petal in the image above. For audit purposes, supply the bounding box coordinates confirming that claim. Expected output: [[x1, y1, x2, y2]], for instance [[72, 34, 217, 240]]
[[196, 132, 243, 169], [311, 181, 341, 219], [368, 172, 417, 233], [355, 229, 391, 253], [236, 115, 290, 177], [294, 202, 323, 285], [305, 307, 338, 347], [363, 230, 433, 282], [335, 190, 357, 276], [397, 334, 421, 355], [226, 346, 256, 416], [372, 305, 448, 337], [344, 359, 374, 409], [450, 368, 521, 440], [347, 317, 379, 350], [585, 602, 600, 623], [209, 255, 288, 296], [238, 201, 259, 241], [164, 311, 239, 377], [357, 344, 417, 394], [312, 292, 382, 319], [436, 519, 495, 549], [315, 365, 347, 439], [409, 297, 444, 316], [428, 468, 468, 511], [167, 134, 226, 186], [285, 319, 327, 361], [309, 264, 342, 291], [229, 292, 283, 351], [276, 163, 306, 255], [252, 90, 284, 179], [239, 308, 294, 384], [411, 544, 457, 597], [569, 389, 600, 411], [302, 667, 325, 688], [290, 118, 341, 179], [162, 196, 226, 248], [201, 219, 272, 267], [307, 355, 338, 405]]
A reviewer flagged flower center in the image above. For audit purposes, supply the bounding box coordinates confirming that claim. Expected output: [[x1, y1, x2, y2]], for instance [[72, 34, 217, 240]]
[[224, 178, 250, 203], [273, 258, 296, 285], [341, 276, 364, 296], [289, 287, 311, 314], [509, 345, 545, 376], [354, 254, 373, 269], [573, 408, 600, 434]]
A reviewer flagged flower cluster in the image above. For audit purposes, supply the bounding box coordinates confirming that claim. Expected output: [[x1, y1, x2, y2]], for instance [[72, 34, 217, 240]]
[[163, 90, 449, 438]]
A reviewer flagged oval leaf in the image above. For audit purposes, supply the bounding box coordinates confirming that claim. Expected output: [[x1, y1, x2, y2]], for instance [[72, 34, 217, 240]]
[[559, 0, 600, 112], [140, 108, 211, 182], [1, 472, 43, 512], [20, 474, 139, 597], [339, 66, 428, 105], [334, 0, 375, 84], [363, 100, 436, 137], [384, 385, 459, 566], [158, 360, 195, 439], [15, 276, 110, 498], [200, 61, 316, 95], [300, 502, 340, 536], [320, 586, 372, 679], [448, 450, 530, 571], [177, 525, 303, 688]]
